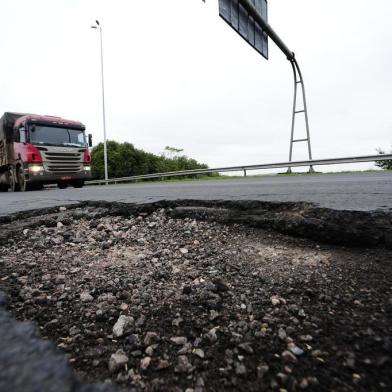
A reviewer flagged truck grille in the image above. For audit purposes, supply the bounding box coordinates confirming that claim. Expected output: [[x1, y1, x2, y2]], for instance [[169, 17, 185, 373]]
[[43, 151, 83, 174]]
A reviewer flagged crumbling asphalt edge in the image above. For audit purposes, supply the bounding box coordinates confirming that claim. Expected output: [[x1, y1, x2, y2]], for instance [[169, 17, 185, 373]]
[[1, 199, 390, 249]]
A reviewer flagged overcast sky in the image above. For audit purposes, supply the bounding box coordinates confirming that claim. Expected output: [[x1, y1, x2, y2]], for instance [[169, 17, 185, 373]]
[[1, 0, 391, 172]]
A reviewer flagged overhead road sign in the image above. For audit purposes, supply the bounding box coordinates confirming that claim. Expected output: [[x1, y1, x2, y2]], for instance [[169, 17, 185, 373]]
[[215, 0, 313, 171], [218, 0, 295, 60], [219, 0, 269, 59]]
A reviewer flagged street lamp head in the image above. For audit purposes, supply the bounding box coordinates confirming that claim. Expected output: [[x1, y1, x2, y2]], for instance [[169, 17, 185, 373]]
[[91, 20, 101, 29]]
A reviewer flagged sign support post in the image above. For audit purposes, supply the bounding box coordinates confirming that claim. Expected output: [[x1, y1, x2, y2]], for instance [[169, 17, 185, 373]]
[[288, 58, 314, 173]]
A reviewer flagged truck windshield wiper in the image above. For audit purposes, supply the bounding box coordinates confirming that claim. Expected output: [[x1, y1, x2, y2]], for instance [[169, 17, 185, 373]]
[[63, 142, 83, 147], [33, 142, 62, 147]]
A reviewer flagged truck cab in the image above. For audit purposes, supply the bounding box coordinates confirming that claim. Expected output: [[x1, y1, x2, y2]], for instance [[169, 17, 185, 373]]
[[0, 113, 92, 191]]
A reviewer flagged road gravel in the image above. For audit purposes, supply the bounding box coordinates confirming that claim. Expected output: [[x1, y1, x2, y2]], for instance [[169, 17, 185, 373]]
[[1, 205, 391, 391]]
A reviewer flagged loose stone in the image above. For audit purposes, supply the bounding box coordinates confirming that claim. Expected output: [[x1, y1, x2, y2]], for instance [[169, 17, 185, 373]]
[[112, 315, 134, 338], [108, 349, 129, 373]]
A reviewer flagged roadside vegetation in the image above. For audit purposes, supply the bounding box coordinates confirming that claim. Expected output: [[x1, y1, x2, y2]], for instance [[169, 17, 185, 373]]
[[376, 147, 392, 170], [91, 141, 391, 183], [91, 141, 216, 180]]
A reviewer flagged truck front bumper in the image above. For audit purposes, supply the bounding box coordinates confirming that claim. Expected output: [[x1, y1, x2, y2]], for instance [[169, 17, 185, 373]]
[[24, 164, 92, 184]]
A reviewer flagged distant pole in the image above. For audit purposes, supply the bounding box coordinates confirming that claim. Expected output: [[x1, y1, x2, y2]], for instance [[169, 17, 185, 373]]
[[91, 20, 108, 183]]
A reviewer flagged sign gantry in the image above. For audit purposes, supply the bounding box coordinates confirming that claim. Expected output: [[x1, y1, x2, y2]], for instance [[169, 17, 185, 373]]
[[205, 0, 314, 171]]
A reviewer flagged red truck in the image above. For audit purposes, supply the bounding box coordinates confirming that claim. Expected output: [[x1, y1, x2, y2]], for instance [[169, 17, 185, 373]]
[[0, 112, 92, 191]]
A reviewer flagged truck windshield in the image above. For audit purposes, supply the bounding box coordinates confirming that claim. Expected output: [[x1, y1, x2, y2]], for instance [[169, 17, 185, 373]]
[[29, 126, 86, 147]]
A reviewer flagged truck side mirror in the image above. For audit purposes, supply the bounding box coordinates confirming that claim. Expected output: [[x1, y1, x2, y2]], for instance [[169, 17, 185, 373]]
[[88, 134, 93, 147], [19, 127, 26, 144]]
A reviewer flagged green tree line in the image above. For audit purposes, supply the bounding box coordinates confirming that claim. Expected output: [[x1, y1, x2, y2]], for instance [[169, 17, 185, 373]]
[[376, 147, 392, 170], [91, 141, 213, 180]]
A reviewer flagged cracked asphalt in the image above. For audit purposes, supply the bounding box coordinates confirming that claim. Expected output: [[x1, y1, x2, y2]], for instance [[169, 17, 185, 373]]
[[0, 172, 391, 216]]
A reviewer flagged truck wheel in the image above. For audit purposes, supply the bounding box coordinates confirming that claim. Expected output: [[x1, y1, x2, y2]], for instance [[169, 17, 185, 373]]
[[0, 184, 8, 192], [57, 182, 68, 189], [72, 180, 84, 189], [9, 167, 20, 192], [32, 184, 44, 191], [17, 167, 32, 192]]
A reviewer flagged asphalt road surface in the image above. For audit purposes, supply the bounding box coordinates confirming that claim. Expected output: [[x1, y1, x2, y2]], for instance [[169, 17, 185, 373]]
[[0, 172, 391, 216]]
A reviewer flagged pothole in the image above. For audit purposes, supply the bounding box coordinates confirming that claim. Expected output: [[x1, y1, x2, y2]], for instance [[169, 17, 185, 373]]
[[0, 204, 391, 391]]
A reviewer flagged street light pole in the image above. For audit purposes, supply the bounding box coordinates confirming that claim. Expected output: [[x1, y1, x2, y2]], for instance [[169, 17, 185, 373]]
[[91, 20, 108, 183]]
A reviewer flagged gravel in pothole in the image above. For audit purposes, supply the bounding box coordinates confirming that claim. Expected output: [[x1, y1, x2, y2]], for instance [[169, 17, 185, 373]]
[[0, 206, 391, 391]]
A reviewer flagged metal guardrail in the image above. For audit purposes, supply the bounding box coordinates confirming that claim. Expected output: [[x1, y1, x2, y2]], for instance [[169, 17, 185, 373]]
[[85, 154, 392, 186]]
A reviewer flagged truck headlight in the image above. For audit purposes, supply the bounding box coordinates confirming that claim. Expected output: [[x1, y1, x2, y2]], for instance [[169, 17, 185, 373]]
[[29, 165, 44, 173], [84, 165, 91, 171]]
